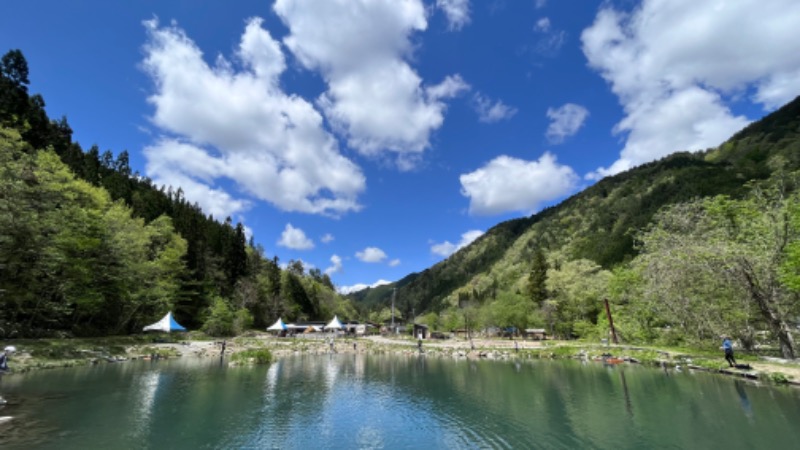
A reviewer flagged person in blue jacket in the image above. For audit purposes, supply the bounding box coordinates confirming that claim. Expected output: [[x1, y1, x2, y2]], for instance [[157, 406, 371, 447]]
[[722, 336, 737, 367]]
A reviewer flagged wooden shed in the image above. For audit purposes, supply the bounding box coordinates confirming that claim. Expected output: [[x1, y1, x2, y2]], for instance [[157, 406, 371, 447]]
[[524, 328, 547, 340]]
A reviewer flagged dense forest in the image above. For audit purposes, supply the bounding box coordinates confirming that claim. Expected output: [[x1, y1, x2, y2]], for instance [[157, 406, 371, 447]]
[[0, 50, 356, 338], [353, 95, 800, 358]]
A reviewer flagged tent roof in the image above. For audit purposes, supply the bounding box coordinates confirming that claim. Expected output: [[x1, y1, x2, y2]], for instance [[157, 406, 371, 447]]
[[324, 315, 344, 330], [267, 318, 287, 331], [143, 312, 186, 332]]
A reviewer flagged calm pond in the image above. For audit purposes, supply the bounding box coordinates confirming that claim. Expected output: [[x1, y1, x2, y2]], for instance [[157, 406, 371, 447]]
[[1, 354, 799, 449]]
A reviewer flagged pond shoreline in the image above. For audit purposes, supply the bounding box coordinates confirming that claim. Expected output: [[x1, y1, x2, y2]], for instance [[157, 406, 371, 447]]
[[2, 333, 799, 387]]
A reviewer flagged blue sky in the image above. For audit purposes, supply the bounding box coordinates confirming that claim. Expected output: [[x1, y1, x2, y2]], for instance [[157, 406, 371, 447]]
[[3, 0, 800, 292]]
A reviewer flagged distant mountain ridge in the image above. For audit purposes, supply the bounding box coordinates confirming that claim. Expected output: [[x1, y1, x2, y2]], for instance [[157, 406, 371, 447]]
[[351, 95, 800, 317]]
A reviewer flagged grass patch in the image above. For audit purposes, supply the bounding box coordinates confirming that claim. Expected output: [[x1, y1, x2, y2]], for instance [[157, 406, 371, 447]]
[[231, 348, 273, 365]]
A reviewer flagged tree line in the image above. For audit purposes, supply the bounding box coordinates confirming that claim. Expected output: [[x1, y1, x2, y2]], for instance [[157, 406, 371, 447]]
[[0, 49, 355, 337]]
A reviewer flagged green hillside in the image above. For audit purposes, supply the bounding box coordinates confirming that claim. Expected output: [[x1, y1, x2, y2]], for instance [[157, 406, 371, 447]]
[[355, 95, 800, 356]]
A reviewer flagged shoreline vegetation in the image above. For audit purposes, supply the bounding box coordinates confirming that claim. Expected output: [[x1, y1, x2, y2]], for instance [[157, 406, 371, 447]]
[[2, 332, 799, 387]]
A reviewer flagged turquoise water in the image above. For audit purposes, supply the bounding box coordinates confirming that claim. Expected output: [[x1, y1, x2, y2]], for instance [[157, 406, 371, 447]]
[[1, 355, 799, 449]]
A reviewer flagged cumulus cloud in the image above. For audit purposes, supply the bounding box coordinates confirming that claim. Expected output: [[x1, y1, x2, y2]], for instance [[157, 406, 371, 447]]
[[143, 140, 251, 219], [431, 229, 484, 258], [275, 0, 465, 167], [460, 152, 578, 216], [437, 0, 471, 31], [321, 233, 335, 243], [473, 93, 517, 123], [141, 18, 365, 218], [278, 223, 314, 250], [535, 0, 547, 9], [389, 259, 401, 267], [546, 103, 589, 143], [325, 254, 343, 275], [356, 247, 388, 263], [581, 0, 800, 179]]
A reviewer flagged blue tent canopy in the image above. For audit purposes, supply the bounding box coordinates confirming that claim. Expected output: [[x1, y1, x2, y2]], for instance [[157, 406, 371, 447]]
[[143, 312, 186, 332]]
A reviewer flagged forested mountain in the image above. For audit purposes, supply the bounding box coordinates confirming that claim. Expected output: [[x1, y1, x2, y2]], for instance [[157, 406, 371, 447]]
[[355, 94, 800, 357], [0, 49, 354, 337]]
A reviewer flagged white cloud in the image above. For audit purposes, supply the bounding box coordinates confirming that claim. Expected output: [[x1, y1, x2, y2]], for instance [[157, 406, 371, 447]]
[[426, 74, 471, 100], [141, 18, 365, 217], [546, 103, 589, 143], [389, 259, 401, 267], [531, 17, 566, 56], [437, 0, 471, 31], [278, 223, 314, 250], [581, 0, 800, 178], [473, 93, 518, 123], [534, 17, 550, 33], [325, 254, 343, 275], [338, 279, 392, 295], [321, 233, 335, 243], [535, 0, 547, 9], [356, 247, 388, 263], [275, 0, 464, 167], [431, 229, 484, 258], [460, 152, 578, 216], [143, 140, 250, 219]]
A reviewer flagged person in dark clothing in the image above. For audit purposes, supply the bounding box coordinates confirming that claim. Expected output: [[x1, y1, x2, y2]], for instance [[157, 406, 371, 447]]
[[417, 338, 423, 354], [722, 336, 737, 367], [0, 346, 13, 372]]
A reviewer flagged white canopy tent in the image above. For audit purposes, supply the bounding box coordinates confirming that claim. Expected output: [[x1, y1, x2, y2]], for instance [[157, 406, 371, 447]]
[[324, 315, 344, 331], [267, 318, 288, 332], [143, 312, 186, 332]]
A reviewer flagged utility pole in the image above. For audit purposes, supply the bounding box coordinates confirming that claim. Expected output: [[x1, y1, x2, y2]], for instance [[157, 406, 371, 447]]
[[391, 287, 396, 333]]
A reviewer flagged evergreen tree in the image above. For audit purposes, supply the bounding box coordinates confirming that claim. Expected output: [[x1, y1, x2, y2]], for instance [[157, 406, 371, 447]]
[[527, 247, 549, 306]]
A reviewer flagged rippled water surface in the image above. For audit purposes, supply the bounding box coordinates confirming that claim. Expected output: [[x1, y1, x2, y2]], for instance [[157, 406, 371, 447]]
[[1, 354, 799, 449]]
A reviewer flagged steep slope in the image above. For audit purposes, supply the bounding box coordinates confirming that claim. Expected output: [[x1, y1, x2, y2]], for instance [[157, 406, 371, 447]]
[[358, 95, 800, 317]]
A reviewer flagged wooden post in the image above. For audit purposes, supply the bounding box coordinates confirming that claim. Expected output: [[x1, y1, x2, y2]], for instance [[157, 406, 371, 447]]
[[604, 298, 618, 344]]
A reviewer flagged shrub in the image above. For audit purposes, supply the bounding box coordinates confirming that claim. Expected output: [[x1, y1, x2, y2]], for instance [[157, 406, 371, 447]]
[[202, 297, 235, 337], [231, 348, 273, 365]]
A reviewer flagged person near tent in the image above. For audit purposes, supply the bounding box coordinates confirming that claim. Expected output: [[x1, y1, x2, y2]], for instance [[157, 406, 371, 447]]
[[722, 336, 737, 367], [514, 339, 519, 353]]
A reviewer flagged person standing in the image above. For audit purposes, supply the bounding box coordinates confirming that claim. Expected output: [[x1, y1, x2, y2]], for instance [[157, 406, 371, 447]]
[[0, 346, 13, 405], [0, 346, 13, 372], [722, 336, 737, 367]]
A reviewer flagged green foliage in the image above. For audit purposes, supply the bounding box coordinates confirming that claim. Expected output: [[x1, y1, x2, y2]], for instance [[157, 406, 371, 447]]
[[202, 297, 235, 337], [233, 309, 254, 335], [526, 247, 548, 306], [231, 348, 273, 365], [767, 372, 791, 384]]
